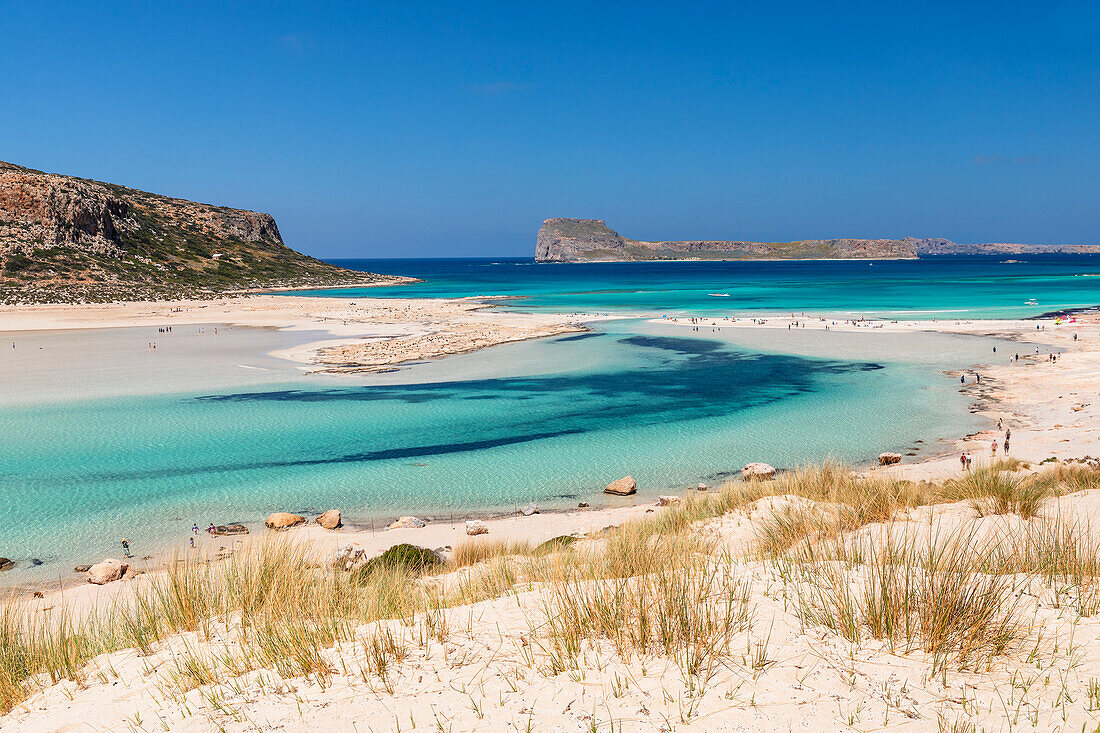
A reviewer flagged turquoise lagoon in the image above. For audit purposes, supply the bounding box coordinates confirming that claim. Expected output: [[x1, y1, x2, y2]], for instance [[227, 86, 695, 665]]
[[4, 254, 1096, 581]]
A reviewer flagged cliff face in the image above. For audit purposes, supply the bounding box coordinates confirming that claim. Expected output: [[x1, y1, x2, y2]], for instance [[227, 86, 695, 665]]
[[0, 161, 406, 303], [536, 218, 932, 262]]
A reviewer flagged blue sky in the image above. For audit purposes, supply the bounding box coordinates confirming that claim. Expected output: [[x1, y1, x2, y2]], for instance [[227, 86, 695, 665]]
[[2, 1, 1098, 257]]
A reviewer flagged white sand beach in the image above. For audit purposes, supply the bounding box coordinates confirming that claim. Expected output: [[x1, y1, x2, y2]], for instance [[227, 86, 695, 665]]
[[1, 299, 1099, 732]]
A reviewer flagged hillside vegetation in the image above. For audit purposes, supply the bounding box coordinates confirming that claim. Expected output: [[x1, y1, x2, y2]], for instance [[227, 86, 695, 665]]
[[0, 161, 406, 303]]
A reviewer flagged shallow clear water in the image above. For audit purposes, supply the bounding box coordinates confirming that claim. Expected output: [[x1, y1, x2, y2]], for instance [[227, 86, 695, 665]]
[[4, 254, 1093, 583], [302, 255, 1100, 319], [0, 319, 992, 582]]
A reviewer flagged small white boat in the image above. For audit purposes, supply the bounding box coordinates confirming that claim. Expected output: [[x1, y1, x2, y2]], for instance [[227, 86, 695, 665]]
[[1025, 299, 1039, 306], [708, 293, 731, 297]]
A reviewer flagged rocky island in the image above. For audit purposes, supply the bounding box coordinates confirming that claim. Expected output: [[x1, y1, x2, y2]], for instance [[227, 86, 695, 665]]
[[536, 217, 1100, 262], [0, 161, 412, 303]]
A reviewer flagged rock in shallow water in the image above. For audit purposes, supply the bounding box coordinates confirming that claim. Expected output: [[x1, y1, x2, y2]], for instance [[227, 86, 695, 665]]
[[741, 463, 776, 481], [604, 476, 637, 495], [316, 509, 342, 530], [265, 513, 304, 529], [211, 524, 248, 536], [0, 558, 12, 571], [879, 452, 903, 465]]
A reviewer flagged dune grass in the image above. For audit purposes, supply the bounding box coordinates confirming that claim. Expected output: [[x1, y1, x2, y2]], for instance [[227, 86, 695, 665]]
[[452, 538, 534, 568], [3, 462, 1100, 714], [776, 529, 1023, 673], [937, 466, 1050, 518]]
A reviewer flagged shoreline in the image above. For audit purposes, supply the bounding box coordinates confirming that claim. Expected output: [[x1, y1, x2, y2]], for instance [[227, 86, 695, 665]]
[[2, 296, 1097, 602], [652, 312, 1100, 482]]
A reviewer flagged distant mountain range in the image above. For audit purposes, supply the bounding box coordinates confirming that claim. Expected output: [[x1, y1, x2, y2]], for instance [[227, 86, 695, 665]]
[[536, 218, 1100, 262], [0, 161, 410, 303]]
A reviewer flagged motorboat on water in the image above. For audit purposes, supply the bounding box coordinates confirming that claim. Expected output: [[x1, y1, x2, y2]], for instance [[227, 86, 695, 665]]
[[708, 293, 731, 297]]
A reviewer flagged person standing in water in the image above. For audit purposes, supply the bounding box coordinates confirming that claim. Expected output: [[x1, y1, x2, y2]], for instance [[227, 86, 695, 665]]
[[121, 538, 131, 558]]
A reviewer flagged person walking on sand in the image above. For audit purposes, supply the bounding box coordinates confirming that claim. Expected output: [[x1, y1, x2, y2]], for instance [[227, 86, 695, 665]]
[[991, 440, 998, 458], [189, 537, 195, 549], [1003, 438, 1010, 455], [193, 523, 199, 534]]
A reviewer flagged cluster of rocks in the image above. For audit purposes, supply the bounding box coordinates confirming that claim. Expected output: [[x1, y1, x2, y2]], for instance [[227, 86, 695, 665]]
[[264, 509, 342, 530]]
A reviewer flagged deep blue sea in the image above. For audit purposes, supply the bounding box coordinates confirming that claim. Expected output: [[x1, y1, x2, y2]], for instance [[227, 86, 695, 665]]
[[2, 255, 1096, 582], [308, 255, 1100, 319]]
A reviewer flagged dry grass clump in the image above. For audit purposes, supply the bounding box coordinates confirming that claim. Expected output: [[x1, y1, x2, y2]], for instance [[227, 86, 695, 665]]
[[452, 538, 534, 568], [753, 503, 848, 557], [752, 463, 929, 557], [0, 539, 434, 712], [775, 461, 929, 524], [1032, 462, 1100, 495], [937, 466, 1049, 519], [778, 529, 1023, 673], [991, 457, 1030, 472], [981, 517, 1100, 615], [534, 536, 751, 680]]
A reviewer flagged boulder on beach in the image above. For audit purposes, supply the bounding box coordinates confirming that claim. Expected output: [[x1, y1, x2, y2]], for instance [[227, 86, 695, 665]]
[[211, 524, 248, 536], [521, 503, 539, 516], [742, 463, 777, 481], [333, 543, 365, 571], [577, 502, 590, 508], [658, 495, 682, 506], [74, 564, 92, 573], [697, 483, 709, 491], [0, 558, 12, 571], [265, 512, 305, 530], [316, 509, 342, 530], [388, 516, 426, 529], [87, 559, 128, 585], [604, 476, 637, 495], [465, 520, 489, 536], [878, 452, 903, 466]]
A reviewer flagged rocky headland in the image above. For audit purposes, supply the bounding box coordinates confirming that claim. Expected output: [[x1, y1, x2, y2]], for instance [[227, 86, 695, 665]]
[[0, 161, 413, 303], [535, 217, 1100, 262]]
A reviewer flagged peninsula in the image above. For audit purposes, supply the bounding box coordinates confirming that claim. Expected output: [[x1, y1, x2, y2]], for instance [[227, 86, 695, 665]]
[[536, 217, 1100, 262], [0, 161, 412, 303]]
